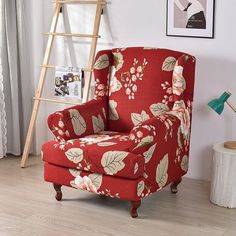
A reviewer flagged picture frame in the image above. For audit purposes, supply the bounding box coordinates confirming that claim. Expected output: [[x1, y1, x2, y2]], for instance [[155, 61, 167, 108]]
[[166, 0, 215, 38]]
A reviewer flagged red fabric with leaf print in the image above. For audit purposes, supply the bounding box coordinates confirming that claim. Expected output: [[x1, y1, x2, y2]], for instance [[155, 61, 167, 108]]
[[107, 47, 194, 133], [44, 162, 145, 201], [94, 49, 114, 99], [43, 47, 196, 203], [42, 132, 144, 179], [48, 98, 108, 142], [172, 54, 196, 103]]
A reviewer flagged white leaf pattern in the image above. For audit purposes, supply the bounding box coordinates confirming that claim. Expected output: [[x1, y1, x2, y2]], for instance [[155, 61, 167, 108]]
[[80, 136, 113, 146], [143, 143, 157, 163], [162, 57, 177, 71], [101, 151, 128, 175], [65, 148, 83, 163], [134, 163, 139, 174], [69, 168, 81, 177], [109, 76, 122, 95], [97, 142, 117, 147], [181, 155, 188, 172], [177, 126, 183, 149], [134, 136, 154, 149], [131, 111, 150, 126], [94, 54, 109, 70], [137, 180, 145, 197], [92, 115, 105, 133], [70, 180, 77, 188], [69, 109, 86, 136], [150, 103, 170, 116], [113, 52, 124, 71], [109, 100, 119, 120], [156, 154, 169, 188], [88, 173, 103, 190]]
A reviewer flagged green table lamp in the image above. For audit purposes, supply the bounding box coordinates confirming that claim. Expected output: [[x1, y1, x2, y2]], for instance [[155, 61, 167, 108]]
[[208, 91, 236, 149]]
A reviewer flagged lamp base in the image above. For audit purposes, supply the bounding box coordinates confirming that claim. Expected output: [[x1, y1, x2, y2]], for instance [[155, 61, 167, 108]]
[[224, 141, 236, 149]]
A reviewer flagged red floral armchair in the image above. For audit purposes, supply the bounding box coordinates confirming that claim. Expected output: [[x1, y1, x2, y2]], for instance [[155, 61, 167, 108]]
[[42, 47, 196, 218]]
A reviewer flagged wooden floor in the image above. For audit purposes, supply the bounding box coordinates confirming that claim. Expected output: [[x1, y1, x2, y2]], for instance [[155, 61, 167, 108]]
[[0, 156, 236, 236]]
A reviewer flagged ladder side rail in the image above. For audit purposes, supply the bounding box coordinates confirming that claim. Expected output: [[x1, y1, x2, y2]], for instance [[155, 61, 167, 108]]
[[20, 2, 62, 167], [82, 0, 104, 103]]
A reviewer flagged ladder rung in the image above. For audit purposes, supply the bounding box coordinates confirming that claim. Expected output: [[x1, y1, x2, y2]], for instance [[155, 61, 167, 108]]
[[40, 64, 93, 72], [44, 32, 100, 38], [34, 97, 81, 106], [54, 1, 106, 5]]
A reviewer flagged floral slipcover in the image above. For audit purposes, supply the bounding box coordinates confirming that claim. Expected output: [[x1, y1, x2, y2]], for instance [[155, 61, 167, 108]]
[[42, 47, 196, 201]]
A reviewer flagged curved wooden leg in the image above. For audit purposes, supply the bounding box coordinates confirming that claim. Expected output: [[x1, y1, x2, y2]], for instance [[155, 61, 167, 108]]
[[53, 183, 62, 201], [130, 200, 141, 218], [170, 177, 182, 194]]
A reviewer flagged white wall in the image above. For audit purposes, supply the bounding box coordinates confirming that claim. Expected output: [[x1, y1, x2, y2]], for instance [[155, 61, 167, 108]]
[[34, 0, 236, 180]]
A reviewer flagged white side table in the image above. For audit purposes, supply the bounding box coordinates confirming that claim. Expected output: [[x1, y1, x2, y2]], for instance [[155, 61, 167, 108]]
[[210, 143, 236, 208]]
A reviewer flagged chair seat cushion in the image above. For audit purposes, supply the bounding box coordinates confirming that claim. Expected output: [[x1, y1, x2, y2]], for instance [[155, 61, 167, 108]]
[[44, 162, 147, 201], [42, 131, 145, 179]]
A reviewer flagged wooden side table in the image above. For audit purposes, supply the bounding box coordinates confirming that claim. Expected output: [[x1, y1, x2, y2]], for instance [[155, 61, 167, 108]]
[[210, 143, 236, 208]]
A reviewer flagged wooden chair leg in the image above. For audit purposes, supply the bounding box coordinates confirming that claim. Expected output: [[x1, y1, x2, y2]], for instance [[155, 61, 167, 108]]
[[53, 183, 62, 201], [170, 177, 182, 194], [130, 200, 141, 218]]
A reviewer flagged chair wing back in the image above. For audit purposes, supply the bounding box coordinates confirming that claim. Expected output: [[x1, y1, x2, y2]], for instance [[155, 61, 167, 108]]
[[93, 47, 196, 133]]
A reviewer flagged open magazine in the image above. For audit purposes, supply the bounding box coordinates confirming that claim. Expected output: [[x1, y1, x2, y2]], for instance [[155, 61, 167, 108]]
[[55, 67, 83, 99]]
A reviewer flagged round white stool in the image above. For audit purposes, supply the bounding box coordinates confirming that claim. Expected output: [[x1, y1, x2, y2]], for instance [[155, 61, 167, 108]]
[[210, 143, 236, 208]]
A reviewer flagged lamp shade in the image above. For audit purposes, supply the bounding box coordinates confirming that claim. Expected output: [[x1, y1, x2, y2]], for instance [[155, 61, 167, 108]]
[[208, 91, 231, 115]]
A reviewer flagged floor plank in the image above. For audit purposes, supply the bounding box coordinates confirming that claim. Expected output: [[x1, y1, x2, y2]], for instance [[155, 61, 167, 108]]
[[0, 156, 236, 236]]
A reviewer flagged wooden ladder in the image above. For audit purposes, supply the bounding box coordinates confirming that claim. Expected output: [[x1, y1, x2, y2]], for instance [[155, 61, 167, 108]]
[[20, 0, 106, 167]]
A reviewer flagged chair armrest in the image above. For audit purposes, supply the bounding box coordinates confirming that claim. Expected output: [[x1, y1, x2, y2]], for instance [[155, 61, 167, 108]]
[[129, 104, 191, 189], [48, 98, 108, 141], [129, 113, 181, 155], [129, 100, 191, 154]]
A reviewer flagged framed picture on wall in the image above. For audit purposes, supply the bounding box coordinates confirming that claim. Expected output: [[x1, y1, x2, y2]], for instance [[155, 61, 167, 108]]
[[166, 0, 215, 38]]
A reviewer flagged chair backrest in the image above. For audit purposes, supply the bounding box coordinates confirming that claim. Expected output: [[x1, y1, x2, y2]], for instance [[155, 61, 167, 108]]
[[93, 47, 196, 133]]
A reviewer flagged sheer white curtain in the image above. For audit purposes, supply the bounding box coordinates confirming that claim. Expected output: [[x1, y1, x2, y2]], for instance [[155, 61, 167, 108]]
[[0, 56, 7, 158], [0, 0, 48, 156], [0, 1, 7, 158], [1, 0, 33, 155]]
